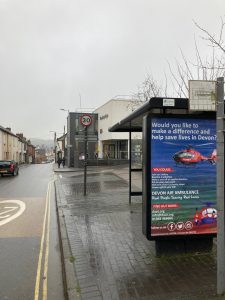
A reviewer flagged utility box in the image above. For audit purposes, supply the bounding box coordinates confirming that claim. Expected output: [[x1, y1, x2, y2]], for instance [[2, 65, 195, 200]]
[[142, 112, 217, 248]]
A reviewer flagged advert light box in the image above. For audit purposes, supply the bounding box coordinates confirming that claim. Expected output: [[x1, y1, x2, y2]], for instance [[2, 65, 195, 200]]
[[143, 114, 217, 240]]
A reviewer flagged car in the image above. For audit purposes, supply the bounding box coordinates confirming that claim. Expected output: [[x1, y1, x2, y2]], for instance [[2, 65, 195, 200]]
[[0, 160, 19, 177]]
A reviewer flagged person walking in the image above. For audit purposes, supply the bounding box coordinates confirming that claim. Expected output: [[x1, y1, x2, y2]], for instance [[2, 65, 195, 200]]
[[62, 157, 65, 168], [57, 158, 62, 168]]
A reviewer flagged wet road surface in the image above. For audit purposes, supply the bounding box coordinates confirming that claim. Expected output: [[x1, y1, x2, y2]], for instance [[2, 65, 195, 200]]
[[0, 163, 64, 300]]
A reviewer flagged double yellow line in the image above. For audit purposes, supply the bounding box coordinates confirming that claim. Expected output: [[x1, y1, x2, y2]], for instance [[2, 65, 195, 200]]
[[34, 181, 52, 300]]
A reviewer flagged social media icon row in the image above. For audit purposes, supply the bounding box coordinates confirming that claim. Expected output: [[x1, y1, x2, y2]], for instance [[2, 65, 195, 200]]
[[167, 221, 193, 232]]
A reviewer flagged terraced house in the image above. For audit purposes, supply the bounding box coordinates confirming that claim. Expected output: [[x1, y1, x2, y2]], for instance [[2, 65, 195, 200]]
[[0, 126, 35, 163]]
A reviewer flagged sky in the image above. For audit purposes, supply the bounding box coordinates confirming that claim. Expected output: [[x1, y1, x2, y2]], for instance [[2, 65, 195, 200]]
[[0, 0, 224, 140]]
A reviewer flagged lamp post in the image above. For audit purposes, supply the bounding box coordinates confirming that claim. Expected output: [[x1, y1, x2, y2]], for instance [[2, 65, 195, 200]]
[[60, 109, 70, 163], [60, 108, 69, 129], [50, 131, 57, 162]]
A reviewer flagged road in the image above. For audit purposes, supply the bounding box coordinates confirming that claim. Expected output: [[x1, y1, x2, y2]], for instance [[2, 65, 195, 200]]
[[0, 163, 64, 300]]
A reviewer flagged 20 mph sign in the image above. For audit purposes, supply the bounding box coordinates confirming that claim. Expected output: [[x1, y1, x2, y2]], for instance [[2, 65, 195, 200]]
[[80, 114, 92, 126]]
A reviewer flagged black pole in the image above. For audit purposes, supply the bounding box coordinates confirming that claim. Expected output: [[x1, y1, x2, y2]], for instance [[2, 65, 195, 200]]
[[129, 123, 131, 205], [54, 132, 57, 162], [84, 126, 87, 196], [217, 77, 225, 294]]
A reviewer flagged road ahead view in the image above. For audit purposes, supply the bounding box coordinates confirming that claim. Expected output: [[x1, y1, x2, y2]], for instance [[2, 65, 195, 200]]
[[0, 163, 64, 300]]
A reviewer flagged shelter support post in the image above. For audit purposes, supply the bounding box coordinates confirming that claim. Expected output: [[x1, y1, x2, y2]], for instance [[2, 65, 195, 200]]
[[217, 77, 225, 295], [128, 122, 142, 205], [129, 128, 131, 205]]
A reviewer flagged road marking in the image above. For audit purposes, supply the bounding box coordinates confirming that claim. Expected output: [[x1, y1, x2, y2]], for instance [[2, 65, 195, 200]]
[[0, 207, 17, 218], [0, 200, 26, 226], [34, 181, 52, 300], [43, 184, 51, 300]]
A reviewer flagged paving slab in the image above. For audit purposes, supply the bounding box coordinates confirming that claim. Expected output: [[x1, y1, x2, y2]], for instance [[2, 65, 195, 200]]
[[54, 165, 223, 300]]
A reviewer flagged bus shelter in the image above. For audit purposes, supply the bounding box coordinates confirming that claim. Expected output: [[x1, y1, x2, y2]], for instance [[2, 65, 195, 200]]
[[109, 97, 189, 204], [109, 97, 216, 252]]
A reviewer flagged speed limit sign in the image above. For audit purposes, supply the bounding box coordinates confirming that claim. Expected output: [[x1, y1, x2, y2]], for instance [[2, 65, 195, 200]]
[[80, 114, 92, 126]]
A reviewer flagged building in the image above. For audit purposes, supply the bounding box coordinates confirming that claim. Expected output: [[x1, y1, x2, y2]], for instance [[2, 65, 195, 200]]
[[0, 126, 22, 161], [0, 126, 35, 163], [93, 97, 142, 159], [57, 133, 67, 161], [26, 140, 36, 163], [67, 112, 98, 167], [64, 97, 142, 167], [16, 133, 27, 163]]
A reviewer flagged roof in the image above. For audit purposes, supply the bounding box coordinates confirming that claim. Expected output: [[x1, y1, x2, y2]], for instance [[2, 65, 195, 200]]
[[57, 133, 67, 141], [108, 97, 188, 132], [0, 125, 19, 138], [93, 97, 139, 113]]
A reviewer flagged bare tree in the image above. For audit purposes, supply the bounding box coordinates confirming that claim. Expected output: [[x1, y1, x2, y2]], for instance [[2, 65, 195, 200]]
[[137, 18, 225, 100], [129, 74, 165, 111], [168, 18, 225, 97], [126, 74, 165, 112], [194, 18, 225, 54]]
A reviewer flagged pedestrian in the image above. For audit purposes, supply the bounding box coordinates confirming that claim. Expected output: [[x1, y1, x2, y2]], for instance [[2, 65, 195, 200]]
[[62, 157, 65, 168], [57, 158, 62, 168]]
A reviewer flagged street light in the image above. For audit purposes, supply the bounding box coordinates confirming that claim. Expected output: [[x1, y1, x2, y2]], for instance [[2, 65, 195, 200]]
[[60, 108, 69, 134], [60, 108, 69, 113], [49, 131, 57, 162]]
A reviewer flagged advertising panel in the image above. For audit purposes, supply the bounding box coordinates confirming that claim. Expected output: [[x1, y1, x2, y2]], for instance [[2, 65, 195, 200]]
[[150, 116, 216, 237]]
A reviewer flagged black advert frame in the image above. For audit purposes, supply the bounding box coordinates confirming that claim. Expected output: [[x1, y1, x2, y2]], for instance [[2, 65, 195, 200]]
[[143, 113, 217, 241]]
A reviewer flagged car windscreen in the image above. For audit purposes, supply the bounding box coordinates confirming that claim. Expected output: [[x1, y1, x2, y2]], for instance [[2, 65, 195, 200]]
[[0, 161, 11, 166]]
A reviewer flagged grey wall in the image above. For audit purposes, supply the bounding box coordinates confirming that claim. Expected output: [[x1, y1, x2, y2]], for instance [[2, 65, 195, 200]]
[[67, 112, 98, 167]]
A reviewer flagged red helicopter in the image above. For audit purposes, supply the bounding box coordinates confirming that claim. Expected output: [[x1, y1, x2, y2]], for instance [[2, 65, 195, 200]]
[[165, 143, 217, 165]]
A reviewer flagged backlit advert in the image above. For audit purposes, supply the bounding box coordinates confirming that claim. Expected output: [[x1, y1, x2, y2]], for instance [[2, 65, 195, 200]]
[[150, 117, 216, 237]]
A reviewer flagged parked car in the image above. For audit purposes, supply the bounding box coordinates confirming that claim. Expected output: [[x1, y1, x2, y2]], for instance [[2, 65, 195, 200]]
[[0, 160, 19, 176]]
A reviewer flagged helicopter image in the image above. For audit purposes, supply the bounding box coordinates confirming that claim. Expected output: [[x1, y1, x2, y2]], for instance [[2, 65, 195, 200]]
[[164, 143, 217, 165], [194, 203, 217, 226]]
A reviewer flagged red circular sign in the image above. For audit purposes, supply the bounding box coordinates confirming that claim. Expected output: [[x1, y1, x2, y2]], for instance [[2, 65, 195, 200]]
[[80, 114, 92, 126]]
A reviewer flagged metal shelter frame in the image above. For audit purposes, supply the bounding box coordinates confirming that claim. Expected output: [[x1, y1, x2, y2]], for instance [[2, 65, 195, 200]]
[[109, 97, 189, 204]]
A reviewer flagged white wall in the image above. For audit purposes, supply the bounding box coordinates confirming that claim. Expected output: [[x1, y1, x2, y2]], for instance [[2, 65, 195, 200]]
[[94, 99, 142, 158], [94, 99, 134, 141]]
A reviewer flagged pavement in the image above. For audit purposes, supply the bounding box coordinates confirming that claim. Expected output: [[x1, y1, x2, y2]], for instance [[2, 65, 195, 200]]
[[53, 163, 223, 300]]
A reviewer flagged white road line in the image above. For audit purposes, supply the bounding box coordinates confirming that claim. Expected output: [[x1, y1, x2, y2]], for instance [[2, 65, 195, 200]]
[[43, 184, 51, 300], [0, 200, 26, 226], [34, 183, 50, 300], [0, 207, 18, 219], [34, 180, 53, 300]]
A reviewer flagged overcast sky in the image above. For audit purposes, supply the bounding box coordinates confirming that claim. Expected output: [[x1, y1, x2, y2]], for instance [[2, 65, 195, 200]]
[[0, 0, 224, 140]]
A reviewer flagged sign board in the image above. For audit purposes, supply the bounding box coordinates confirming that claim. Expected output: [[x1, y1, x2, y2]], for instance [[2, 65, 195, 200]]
[[143, 114, 217, 240], [163, 98, 175, 107], [189, 80, 216, 111], [75, 137, 98, 141], [80, 114, 92, 127]]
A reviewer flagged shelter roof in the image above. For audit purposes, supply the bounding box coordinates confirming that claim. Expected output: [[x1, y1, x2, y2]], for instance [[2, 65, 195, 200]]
[[108, 97, 188, 132]]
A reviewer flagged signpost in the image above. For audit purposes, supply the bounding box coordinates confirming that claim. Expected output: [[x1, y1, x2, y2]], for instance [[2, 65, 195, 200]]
[[188, 78, 225, 295], [80, 114, 93, 196], [80, 114, 92, 127], [189, 80, 216, 111]]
